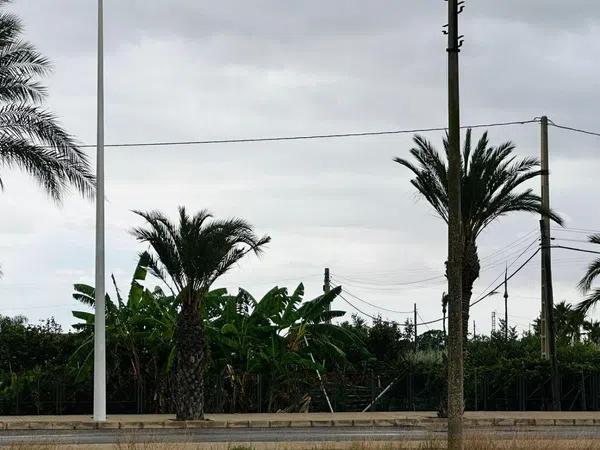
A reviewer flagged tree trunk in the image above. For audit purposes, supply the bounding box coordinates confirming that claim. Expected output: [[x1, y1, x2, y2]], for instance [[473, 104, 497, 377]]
[[462, 238, 480, 340], [173, 300, 205, 420]]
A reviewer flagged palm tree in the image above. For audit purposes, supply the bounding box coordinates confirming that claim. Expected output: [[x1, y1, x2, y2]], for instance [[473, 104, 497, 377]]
[[576, 234, 600, 315], [0, 2, 94, 200], [131, 207, 270, 420], [395, 130, 562, 337], [553, 301, 585, 345]]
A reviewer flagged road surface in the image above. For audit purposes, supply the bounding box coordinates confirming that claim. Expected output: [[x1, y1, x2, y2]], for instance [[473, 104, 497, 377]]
[[1, 426, 599, 446]]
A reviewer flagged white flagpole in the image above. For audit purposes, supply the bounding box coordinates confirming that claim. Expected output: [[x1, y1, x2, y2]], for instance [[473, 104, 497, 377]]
[[94, 0, 106, 422]]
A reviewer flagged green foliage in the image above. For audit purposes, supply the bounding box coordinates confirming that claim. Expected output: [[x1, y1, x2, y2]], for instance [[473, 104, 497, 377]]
[[67, 252, 365, 413]]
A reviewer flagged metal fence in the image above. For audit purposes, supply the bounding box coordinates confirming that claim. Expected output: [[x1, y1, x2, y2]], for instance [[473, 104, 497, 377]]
[[1, 367, 599, 415]]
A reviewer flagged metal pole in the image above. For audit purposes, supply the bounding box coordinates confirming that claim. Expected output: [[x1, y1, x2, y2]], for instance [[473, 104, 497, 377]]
[[93, 0, 106, 422], [446, 0, 464, 447]]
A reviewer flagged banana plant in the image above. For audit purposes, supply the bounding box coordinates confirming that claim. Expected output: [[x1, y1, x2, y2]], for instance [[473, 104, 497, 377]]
[[70, 252, 170, 411], [207, 283, 366, 411]]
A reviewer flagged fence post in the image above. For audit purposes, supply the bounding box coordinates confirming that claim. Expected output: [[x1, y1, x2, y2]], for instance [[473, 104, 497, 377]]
[[580, 371, 587, 411], [257, 374, 262, 413], [370, 370, 376, 412], [474, 369, 478, 411]]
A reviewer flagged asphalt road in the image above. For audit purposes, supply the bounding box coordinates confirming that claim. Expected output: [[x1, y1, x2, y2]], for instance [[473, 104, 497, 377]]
[[1, 427, 599, 446]]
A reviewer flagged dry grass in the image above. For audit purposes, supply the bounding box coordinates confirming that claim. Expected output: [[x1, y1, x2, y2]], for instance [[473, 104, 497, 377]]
[[3, 437, 600, 450]]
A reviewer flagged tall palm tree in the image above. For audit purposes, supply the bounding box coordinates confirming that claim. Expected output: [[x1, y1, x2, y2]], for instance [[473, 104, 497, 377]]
[[0, 2, 94, 200], [132, 207, 270, 420], [395, 130, 562, 337], [576, 234, 600, 314]]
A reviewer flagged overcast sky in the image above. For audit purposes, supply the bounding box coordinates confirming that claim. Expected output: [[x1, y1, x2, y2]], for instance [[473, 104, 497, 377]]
[[1, 0, 599, 335]]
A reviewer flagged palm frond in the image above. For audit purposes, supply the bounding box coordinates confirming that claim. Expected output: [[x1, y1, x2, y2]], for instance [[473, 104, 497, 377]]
[[0, 6, 94, 201], [578, 258, 600, 293], [132, 207, 270, 301], [575, 289, 600, 315], [0, 136, 94, 201]]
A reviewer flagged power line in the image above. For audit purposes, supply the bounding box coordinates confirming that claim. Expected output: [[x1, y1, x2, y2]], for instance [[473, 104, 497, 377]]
[[552, 226, 600, 236], [549, 122, 600, 139], [479, 238, 541, 272], [473, 238, 539, 301], [552, 237, 596, 244], [337, 294, 381, 321], [331, 276, 445, 293], [549, 245, 600, 256], [336, 293, 443, 326], [470, 248, 541, 308], [417, 311, 431, 331], [332, 272, 445, 287], [332, 284, 413, 314], [73, 119, 539, 149], [478, 229, 538, 263]]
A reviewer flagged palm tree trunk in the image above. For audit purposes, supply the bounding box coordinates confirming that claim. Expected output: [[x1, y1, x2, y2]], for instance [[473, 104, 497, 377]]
[[462, 238, 480, 340], [174, 300, 205, 420]]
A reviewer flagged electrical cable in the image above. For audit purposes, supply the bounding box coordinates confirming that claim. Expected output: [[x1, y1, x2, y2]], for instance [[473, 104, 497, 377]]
[[417, 311, 431, 331], [337, 294, 381, 321], [470, 247, 541, 308], [332, 272, 445, 287], [551, 237, 596, 244], [336, 292, 442, 326], [548, 122, 600, 139], [549, 245, 600, 256], [479, 238, 541, 272], [472, 238, 539, 302], [551, 226, 600, 236], [73, 119, 539, 149], [331, 284, 413, 314], [478, 229, 538, 263]]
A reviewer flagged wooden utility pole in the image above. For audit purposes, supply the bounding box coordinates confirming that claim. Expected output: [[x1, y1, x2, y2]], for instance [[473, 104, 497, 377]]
[[539, 116, 561, 410], [324, 268, 331, 323], [442, 292, 447, 338], [446, 0, 464, 448], [540, 116, 550, 359], [541, 221, 561, 410], [414, 303, 418, 353]]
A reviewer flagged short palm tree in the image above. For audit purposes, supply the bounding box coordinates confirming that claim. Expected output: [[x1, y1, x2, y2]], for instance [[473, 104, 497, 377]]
[[132, 207, 270, 420], [395, 130, 562, 337], [0, 2, 94, 200], [576, 234, 600, 314]]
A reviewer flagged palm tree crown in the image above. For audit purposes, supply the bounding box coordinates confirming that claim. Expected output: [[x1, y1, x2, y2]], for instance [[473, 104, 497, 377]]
[[576, 234, 600, 314], [395, 129, 562, 336], [395, 130, 562, 239], [0, 3, 94, 200], [132, 207, 271, 303]]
